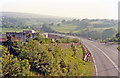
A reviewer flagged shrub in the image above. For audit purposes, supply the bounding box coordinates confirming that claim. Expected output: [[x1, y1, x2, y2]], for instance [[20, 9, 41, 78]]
[[118, 46, 120, 51], [62, 37, 71, 43], [71, 38, 80, 43], [55, 39, 62, 43]]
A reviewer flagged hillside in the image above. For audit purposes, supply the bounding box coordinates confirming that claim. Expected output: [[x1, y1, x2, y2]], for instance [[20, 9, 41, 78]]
[[1, 12, 118, 40], [0, 12, 63, 19], [1, 12, 64, 29]]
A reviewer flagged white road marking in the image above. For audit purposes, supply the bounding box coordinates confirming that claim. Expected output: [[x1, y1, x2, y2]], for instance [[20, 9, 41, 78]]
[[82, 41, 98, 76], [90, 43, 120, 72], [91, 52, 98, 76], [99, 43, 118, 55], [106, 46, 118, 55]]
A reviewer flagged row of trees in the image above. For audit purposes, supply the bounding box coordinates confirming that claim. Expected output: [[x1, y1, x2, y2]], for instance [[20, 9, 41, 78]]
[[79, 28, 117, 40], [55, 38, 80, 43], [61, 19, 117, 28]]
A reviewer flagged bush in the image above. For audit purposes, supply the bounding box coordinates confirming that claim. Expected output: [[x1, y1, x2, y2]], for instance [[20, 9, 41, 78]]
[[55, 39, 62, 43], [118, 46, 120, 51], [39, 38, 51, 44], [62, 37, 71, 43], [71, 38, 80, 43], [2, 46, 34, 76], [2, 39, 93, 76]]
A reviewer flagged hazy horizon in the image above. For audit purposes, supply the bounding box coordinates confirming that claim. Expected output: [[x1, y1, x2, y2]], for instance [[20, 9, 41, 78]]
[[0, 11, 118, 20], [1, 0, 119, 19]]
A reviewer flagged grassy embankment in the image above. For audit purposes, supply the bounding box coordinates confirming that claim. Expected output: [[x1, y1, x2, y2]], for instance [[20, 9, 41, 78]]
[[1, 43, 94, 76], [60, 45, 94, 76]]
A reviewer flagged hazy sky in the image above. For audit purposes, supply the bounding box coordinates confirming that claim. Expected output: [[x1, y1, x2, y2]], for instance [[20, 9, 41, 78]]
[[1, 0, 119, 19]]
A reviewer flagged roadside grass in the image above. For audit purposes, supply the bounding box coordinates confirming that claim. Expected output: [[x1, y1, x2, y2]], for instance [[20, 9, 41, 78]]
[[61, 45, 94, 76], [76, 45, 94, 76], [28, 44, 94, 76]]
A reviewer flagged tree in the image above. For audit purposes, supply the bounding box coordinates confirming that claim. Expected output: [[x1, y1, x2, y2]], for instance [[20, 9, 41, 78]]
[[102, 28, 116, 40], [26, 33, 32, 42], [49, 23, 54, 26], [2, 46, 33, 77], [55, 39, 62, 43], [71, 38, 80, 43], [34, 31, 43, 41], [61, 20, 66, 23], [57, 23, 60, 27], [116, 33, 120, 42], [61, 37, 71, 43], [6, 34, 13, 48], [88, 31, 101, 40], [66, 37, 71, 43]]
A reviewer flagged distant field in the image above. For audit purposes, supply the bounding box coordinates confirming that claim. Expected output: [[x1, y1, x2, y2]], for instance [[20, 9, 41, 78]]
[[91, 27, 115, 32], [51, 24, 117, 33], [90, 21, 103, 24], [1, 28, 25, 34], [1, 25, 117, 34], [51, 24, 80, 33]]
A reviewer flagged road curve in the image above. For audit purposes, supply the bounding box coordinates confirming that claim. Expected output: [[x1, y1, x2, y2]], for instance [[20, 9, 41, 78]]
[[80, 38, 119, 76], [49, 33, 119, 76]]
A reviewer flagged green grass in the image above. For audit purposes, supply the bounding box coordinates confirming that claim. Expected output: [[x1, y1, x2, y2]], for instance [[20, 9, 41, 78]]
[[1, 28, 26, 34], [51, 23, 117, 33], [51, 24, 79, 33], [62, 45, 94, 76], [76, 45, 94, 76], [91, 27, 115, 32], [90, 21, 103, 24]]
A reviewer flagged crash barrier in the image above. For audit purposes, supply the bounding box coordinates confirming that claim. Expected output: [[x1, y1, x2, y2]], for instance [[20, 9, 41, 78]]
[[81, 42, 93, 62]]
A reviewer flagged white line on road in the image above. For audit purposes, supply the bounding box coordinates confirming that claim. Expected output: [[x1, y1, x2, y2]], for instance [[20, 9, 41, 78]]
[[81, 41, 98, 76], [99, 43, 118, 55], [91, 52, 98, 76], [90, 43, 120, 72]]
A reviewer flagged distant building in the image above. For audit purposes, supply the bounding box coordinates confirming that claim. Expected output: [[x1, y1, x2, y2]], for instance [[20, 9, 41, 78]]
[[48, 34, 65, 42], [6, 30, 36, 42], [41, 33, 48, 38], [1, 30, 67, 43], [6, 30, 48, 42]]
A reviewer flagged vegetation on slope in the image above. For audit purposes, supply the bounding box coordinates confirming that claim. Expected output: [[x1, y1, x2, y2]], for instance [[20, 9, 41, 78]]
[[1, 35, 93, 76]]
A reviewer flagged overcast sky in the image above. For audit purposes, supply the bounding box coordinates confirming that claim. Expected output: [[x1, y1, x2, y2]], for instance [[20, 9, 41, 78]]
[[1, 0, 119, 19]]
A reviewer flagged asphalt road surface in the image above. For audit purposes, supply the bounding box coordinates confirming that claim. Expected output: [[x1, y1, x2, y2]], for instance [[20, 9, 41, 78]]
[[80, 38, 119, 76], [50, 33, 119, 76]]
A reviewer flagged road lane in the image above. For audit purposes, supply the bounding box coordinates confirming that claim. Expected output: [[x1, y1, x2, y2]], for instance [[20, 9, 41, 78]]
[[49, 33, 119, 76], [80, 38, 118, 76]]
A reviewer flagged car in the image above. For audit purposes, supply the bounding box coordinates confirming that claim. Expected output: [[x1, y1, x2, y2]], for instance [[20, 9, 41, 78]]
[[88, 38, 92, 40]]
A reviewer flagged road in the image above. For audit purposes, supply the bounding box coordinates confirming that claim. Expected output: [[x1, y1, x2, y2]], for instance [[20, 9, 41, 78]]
[[50, 33, 119, 76], [80, 38, 119, 76]]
